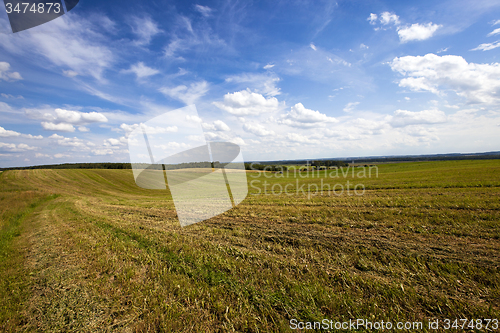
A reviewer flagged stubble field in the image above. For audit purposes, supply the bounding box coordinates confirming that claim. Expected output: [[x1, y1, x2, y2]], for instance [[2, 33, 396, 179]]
[[0, 160, 499, 332]]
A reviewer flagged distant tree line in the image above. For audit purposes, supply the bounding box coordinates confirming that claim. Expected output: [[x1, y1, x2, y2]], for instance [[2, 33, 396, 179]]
[[253, 160, 348, 167], [352, 154, 500, 163], [0, 162, 133, 171], [310, 160, 349, 168], [244, 163, 288, 171], [0, 161, 240, 172]]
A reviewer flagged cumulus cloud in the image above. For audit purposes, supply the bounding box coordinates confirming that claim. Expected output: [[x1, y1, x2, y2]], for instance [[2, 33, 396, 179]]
[[471, 41, 500, 51], [92, 149, 113, 156], [53, 108, 108, 124], [0, 142, 38, 152], [0, 126, 43, 139], [213, 89, 282, 116], [34, 108, 107, 132], [186, 115, 202, 123], [0, 126, 21, 138], [389, 109, 447, 127], [310, 43, 317, 51], [104, 136, 128, 147], [120, 123, 178, 135], [390, 53, 500, 104], [397, 23, 441, 43], [380, 12, 400, 25], [159, 81, 209, 104], [49, 134, 94, 150], [25, 107, 105, 129], [54, 153, 71, 158], [41, 122, 75, 132], [368, 12, 441, 44], [202, 120, 230, 132], [243, 123, 275, 137], [278, 103, 337, 128], [122, 62, 160, 78], [263, 63, 275, 69], [78, 126, 90, 132], [0, 62, 22, 81], [367, 13, 378, 25]]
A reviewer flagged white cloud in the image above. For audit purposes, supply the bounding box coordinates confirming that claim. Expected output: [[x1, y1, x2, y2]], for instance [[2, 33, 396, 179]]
[[0, 62, 22, 81], [163, 15, 227, 59], [54, 108, 108, 124], [0, 142, 37, 152], [390, 53, 500, 105], [120, 123, 178, 134], [471, 41, 500, 51], [201, 120, 231, 132], [122, 62, 160, 79], [104, 137, 127, 147], [186, 115, 203, 123], [243, 123, 276, 137], [50, 135, 85, 147], [32, 108, 107, 132], [287, 133, 318, 144], [367, 13, 378, 25], [159, 81, 209, 104], [0, 126, 21, 138], [78, 126, 90, 132], [343, 102, 360, 113], [213, 120, 230, 131], [487, 28, 500, 36], [0, 126, 43, 139], [194, 4, 212, 17], [131, 16, 161, 46], [389, 109, 447, 127], [63, 70, 79, 77], [1, 93, 23, 99], [213, 89, 282, 116], [23, 134, 43, 140], [380, 12, 400, 25], [0, 15, 114, 81], [279, 103, 338, 128], [263, 63, 275, 69], [41, 122, 76, 132], [225, 72, 281, 97], [54, 153, 71, 158], [310, 43, 317, 51], [397, 23, 441, 43], [230, 137, 245, 146]]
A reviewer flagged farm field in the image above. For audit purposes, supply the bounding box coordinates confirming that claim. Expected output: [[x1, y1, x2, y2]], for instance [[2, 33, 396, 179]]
[[0, 160, 499, 332]]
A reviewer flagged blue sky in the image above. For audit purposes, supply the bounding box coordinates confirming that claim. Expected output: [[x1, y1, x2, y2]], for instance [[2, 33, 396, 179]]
[[1, 0, 500, 167]]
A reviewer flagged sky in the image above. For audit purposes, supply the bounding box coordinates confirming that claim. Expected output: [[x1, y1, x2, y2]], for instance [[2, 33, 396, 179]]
[[0, 0, 500, 167]]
